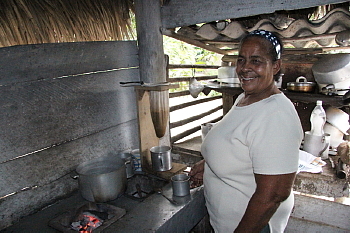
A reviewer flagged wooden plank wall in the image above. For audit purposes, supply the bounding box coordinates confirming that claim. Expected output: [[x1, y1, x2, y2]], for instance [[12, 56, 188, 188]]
[[0, 41, 140, 229]]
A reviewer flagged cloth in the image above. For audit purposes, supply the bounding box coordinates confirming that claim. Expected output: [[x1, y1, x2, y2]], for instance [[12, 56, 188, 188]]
[[298, 149, 326, 174], [201, 92, 303, 233]]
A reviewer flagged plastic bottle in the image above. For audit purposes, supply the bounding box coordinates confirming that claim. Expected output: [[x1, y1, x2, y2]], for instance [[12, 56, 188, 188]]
[[310, 100, 326, 136]]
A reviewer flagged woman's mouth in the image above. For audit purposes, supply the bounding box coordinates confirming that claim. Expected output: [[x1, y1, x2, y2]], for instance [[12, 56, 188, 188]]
[[240, 76, 256, 81]]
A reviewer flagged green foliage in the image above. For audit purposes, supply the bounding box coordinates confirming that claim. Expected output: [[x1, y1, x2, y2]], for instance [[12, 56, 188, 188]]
[[164, 35, 222, 97], [163, 36, 222, 78]]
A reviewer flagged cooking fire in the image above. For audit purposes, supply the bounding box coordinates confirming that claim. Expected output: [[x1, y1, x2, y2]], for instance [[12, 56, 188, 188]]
[[71, 211, 103, 232], [48, 203, 126, 232]]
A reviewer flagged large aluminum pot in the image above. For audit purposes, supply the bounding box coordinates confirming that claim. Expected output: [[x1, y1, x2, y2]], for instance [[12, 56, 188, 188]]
[[312, 54, 350, 85], [75, 155, 127, 202]]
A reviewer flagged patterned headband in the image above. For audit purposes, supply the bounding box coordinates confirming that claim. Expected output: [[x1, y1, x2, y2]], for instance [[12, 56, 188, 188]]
[[249, 30, 281, 59]]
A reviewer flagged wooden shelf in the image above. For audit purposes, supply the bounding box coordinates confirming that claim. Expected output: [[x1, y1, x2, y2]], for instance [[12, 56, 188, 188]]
[[206, 83, 345, 107]]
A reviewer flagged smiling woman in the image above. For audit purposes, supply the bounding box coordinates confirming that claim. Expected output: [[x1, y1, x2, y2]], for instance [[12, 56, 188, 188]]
[[189, 30, 304, 233], [235, 30, 282, 105]]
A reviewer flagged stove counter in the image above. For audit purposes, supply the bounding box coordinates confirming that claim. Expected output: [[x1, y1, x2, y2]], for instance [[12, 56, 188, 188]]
[[105, 183, 206, 232], [1, 180, 206, 233]]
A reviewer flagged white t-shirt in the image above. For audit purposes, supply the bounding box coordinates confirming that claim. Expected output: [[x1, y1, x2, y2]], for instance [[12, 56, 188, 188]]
[[201, 93, 303, 233]]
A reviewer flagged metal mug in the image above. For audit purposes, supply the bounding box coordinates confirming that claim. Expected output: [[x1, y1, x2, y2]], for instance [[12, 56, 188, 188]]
[[303, 131, 330, 159], [171, 173, 190, 197], [150, 146, 172, 172]]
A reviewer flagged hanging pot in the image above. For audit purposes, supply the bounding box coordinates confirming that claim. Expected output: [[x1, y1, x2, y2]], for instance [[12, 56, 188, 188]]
[[287, 76, 316, 93]]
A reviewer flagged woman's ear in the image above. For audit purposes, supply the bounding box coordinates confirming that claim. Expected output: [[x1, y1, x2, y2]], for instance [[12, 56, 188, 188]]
[[273, 59, 282, 75]]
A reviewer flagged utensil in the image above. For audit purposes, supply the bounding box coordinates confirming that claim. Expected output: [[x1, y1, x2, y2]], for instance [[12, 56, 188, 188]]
[[150, 146, 172, 171], [287, 76, 316, 92], [171, 173, 190, 197], [75, 155, 127, 202], [303, 131, 330, 159], [312, 53, 350, 85]]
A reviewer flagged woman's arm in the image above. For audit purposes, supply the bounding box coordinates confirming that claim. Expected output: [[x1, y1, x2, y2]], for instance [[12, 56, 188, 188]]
[[234, 172, 296, 233], [189, 159, 205, 188]]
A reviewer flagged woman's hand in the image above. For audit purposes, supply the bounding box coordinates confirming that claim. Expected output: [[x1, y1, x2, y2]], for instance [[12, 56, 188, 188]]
[[189, 159, 205, 188]]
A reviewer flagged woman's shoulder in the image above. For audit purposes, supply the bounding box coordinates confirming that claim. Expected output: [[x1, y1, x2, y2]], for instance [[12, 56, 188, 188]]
[[265, 93, 294, 108], [259, 93, 299, 117]]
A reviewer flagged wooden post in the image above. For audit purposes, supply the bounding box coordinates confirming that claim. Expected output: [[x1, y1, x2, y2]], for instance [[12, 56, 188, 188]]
[[134, 0, 183, 178], [134, 0, 166, 83]]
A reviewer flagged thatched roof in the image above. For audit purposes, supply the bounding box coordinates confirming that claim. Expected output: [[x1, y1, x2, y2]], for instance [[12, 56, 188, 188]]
[[0, 0, 135, 47]]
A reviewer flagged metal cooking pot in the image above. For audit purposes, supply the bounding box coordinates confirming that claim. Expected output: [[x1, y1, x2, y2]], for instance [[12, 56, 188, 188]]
[[287, 76, 316, 92], [312, 53, 350, 85], [75, 155, 127, 202]]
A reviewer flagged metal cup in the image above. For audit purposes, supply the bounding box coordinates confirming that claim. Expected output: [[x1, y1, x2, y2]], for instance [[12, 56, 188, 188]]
[[171, 173, 190, 197], [303, 131, 331, 159], [150, 146, 172, 171]]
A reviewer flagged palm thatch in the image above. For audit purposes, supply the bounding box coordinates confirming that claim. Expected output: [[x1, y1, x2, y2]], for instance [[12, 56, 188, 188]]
[[0, 0, 135, 47]]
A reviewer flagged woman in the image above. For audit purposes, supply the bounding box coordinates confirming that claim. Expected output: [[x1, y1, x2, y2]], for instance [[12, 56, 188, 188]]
[[189, 30, 303, 233]]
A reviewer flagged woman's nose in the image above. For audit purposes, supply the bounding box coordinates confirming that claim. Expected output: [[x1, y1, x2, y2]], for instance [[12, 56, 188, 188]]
[[240, 61, 250, 71]]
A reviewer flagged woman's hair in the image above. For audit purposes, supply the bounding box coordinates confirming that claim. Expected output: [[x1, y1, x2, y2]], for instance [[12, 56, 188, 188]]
[[240, 30, 284, 81]]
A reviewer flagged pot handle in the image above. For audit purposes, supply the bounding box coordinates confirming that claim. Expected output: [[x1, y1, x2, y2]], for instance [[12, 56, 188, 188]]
[[158, 154, 164, 170], [296, 76, 307, 83]]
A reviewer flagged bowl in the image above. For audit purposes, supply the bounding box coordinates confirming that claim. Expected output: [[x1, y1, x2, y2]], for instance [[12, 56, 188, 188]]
[[324, 122, 344, 148], [325, 106, 350, 135]]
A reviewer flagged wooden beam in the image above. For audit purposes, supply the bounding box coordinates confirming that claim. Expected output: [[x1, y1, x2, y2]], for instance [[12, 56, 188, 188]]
[[161, 0, 348, 29], [169, 75, 217, 82], [168, 64, 220, 69], [170, 116, 222, 143], [170, 90, 190, 98], [170, 96, 222, 112], [170, 105, 223, 128], [163, 29, 229, 55]]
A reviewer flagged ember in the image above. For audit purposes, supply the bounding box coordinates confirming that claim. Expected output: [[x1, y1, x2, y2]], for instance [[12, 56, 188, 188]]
[[49, 203, 126, 233], [71, 212, 103, 233]]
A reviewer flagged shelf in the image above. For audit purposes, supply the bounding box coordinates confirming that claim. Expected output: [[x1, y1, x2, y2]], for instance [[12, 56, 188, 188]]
[[206, 83, 345, 107]]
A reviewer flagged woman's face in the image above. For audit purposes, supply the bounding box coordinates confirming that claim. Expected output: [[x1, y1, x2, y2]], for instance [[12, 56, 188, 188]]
[[236, 37, 280, 95]]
